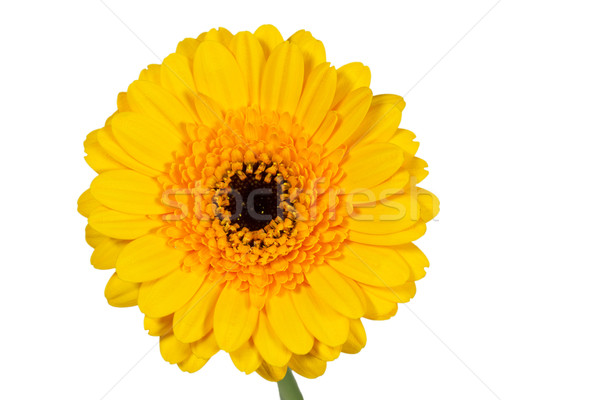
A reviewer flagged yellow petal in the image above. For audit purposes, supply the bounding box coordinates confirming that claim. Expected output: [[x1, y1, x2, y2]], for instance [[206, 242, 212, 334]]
[[213, 283, 259, 352], [253, 311, 292, 367], [204, 27, 233, 46], [96, 126, 161, 177], [359, 281, 416, 303], [194, 94, 225, 129], [139, 268, 205, 318], [406, 157, 429, 183], [340, 142, 404, 191], [90, 169, 167, 215], [256, 363, 287, 382], [84, 129, 124, 173], [254, 25, 284, 58], [327, 243, 410, 287], [288, 30, 326, 81], [230, 341, 263, 374], [292, 285, 349, 347], [390, 129, 419, 160], [417, 188, 440, 222], [347, 171, 411, 205], [265, 290, 314, 354], [116, 234, 186, 282], [126, 80, 196, 138], [310, 341, 342, 362], [288, 354, 326, 379], [138, 64, 161, 84], [105, 272, 140, 307], [117, 92, 131, 112], [350, 94, 405, 149], [176, 37, 201, 60], [360, 284, 399, 320], [89, 207, 164, 240], [173, 279, 224, 343], [324, 87, 372, 153], [341, 319, 367, 354], [160, 53, 197, 113], [348, 221, 426, 246], [260, 42, 304, 115], [295, 63, 336, 136], [310, 110, 338, 144], [91, 237, 128, 270], [144, 314, 173, 337], [77, 189, 101, 217], [178, 354, 208, 373], [193, 41, 248, 110], [346, 193, 419, 235], [196, 32, 207, 42], [112, 112, 184, 172], [229, 31, 265, 105], [190, 331, 220, 359], [396, 243, 429, 281], [85, 225, 104, 248], [160, 332, 191, 364], [305, 265, 365, 319], [332, 62, 371, 107]]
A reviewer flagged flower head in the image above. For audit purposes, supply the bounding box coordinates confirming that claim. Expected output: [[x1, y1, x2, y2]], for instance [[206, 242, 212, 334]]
[[78, 25, 439, 381]]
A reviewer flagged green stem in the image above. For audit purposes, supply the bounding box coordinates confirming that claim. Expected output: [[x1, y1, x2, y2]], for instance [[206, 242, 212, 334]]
[[277, 368, 304, 400]]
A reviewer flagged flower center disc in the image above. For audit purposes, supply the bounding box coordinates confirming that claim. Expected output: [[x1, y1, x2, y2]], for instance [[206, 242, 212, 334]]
[[221, 162, 285, 231], [161, 106, 349, 283]]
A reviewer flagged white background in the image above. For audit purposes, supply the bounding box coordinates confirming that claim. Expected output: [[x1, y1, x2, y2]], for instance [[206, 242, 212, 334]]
[[1, 0, 599, 399]]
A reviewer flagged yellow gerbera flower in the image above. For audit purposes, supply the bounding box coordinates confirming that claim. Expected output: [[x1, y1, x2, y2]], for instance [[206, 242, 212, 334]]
[[78, 25, 439, 383]]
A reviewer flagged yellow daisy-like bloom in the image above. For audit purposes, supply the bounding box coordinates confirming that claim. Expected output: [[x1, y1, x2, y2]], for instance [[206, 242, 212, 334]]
[[78, 25, 439, 381]]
